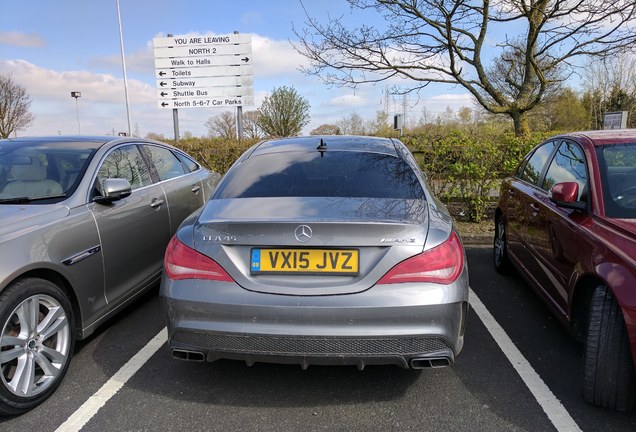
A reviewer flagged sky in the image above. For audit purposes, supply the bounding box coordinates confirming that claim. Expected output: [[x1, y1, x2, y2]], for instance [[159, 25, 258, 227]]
[[0, 0, 476, 138]]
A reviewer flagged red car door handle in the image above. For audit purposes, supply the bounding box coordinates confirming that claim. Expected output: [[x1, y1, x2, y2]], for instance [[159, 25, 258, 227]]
[[530, 203, 540, 215]]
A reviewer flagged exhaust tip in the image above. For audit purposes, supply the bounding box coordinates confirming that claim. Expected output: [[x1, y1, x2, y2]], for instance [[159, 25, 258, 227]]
[[172, 349, 205, 362], [410, 357, 451, 369]]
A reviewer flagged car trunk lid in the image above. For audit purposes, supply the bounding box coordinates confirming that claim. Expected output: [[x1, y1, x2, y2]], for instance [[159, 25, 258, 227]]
[[192, 197, 430, 295]]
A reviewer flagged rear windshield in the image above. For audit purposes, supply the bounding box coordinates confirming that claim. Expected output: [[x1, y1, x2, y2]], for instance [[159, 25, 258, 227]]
[[597, 143, 636, 218], [213, 151, 425, 200]]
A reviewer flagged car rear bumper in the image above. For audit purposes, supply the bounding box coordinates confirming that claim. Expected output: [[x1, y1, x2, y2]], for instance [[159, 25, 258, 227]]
[[160, 274, 469, 369]]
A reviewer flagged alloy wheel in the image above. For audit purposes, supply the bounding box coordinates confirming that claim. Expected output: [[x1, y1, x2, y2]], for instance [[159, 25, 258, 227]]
[[0, 294, 71, 398]]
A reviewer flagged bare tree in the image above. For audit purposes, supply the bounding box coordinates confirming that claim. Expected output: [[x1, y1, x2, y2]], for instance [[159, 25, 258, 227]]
[[205, 111, 236, 139], [0, 74, 35, 138], [336, 112, 366, 135], [258, 86, 310, 137], [582, 54, 636, 129], [310, 124, 342, 135], [242, 110, 265, 139], [294, 0, 636, 137]]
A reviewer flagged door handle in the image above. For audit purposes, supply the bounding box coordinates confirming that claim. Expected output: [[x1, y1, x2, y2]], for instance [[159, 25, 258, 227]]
[[191, 185, 201, 193], [530, 203, 540, 216], [150, 198, 165, 208]]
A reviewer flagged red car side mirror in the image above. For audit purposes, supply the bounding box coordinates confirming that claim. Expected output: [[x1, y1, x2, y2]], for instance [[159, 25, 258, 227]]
[[550, 182, 587, 211]]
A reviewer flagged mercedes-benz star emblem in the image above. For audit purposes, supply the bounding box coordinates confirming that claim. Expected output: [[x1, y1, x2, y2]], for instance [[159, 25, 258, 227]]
[[294, 225, 313, 243]]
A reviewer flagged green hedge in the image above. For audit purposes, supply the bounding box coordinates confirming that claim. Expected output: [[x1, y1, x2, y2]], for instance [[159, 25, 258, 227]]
[[403, 130, 553, 222]]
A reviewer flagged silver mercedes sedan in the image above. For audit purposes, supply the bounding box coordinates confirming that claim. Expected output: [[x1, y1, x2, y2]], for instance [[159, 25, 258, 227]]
[[0, 136, 219, 415], [161, 135, 469, 370]]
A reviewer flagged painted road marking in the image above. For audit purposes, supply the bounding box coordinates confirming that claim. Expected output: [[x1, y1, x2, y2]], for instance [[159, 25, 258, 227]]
[[54, 328, 167, 432], [469, 288, 582, 432]]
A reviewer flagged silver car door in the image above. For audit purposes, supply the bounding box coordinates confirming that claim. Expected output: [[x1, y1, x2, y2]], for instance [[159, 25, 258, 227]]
[[89, 144, 170, 306], [142, 144, 206, 234]]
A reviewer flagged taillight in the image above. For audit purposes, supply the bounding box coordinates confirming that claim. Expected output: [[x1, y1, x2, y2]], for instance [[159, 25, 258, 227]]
[[377, 231, 464, 285], [164, 235, 234, 282]]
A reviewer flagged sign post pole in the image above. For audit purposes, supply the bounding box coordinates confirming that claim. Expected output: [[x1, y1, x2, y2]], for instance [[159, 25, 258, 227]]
[[173, 108, 180, 141], [165, 34, 180, 141], [234, 31, 243, 142]]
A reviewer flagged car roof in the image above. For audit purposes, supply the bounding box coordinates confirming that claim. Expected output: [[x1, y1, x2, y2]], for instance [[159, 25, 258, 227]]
[[561, 130, 636, 146], [250, 135, 401, 157], [0, 135, 120, 150], [0, 135, 168, 152]]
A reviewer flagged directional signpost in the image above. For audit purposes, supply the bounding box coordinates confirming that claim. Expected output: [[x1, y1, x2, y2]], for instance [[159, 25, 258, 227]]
[[153, 33, 254, 110]]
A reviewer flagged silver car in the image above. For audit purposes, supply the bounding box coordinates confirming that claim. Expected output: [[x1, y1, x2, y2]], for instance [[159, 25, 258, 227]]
[[0, 136, 219, 415], [161, 136, 469, 370]]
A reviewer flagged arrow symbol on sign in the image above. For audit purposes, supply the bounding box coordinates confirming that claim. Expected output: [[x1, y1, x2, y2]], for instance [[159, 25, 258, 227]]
[[161, 102, 169, 107], [242, 57, 250, 63], [160, 91, 168, 97], [159, 71, 166, 76], [160, 81, 167, 87]]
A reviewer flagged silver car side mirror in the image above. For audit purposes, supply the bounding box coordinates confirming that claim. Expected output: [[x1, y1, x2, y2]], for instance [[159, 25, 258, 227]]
[[94, 178, 132, 204]]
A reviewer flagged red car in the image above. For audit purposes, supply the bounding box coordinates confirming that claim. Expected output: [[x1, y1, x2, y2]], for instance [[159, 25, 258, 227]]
[[493, 130, 636, 411]]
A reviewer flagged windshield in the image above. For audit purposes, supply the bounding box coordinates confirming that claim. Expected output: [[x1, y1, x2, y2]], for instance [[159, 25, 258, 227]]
[[597, 143, 636, 218], [0, 142, 96, 203]]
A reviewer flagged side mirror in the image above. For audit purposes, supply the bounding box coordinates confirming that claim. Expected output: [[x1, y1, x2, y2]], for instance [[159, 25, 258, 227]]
[[94, 178, 132, 204], [549, 182, 587, 211]]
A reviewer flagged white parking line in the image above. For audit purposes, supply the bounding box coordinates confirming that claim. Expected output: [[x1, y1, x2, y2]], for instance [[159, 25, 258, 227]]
[[469, 288, 582, 432], [54, 328, 168, 432], [55, 293, 581, 432]]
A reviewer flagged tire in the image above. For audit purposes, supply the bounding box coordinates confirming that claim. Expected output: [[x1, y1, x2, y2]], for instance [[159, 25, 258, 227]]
[[0, 278, 75, 415], [493, 215, 512, 275], [582, 285, 635, 411]]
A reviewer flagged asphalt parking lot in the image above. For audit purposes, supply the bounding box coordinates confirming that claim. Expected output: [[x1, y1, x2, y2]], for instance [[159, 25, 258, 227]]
[[2, 247, 635, 431]]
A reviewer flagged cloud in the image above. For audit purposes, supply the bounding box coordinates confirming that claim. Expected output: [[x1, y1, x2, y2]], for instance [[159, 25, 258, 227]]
[[0, 31, 45, 48], [424, 92, 476, 113], [0, 59, 160, 136], [324, 94, 367, 108], [1, 59, 154, 104], [429, 93, 473, 102], [251, 34, 309, 78]]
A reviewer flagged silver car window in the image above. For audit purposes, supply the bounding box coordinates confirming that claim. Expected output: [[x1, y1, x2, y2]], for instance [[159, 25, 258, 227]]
[[144, 145, 187, 181], [96, 145, 152, 193], [174, 152, 200, 173]]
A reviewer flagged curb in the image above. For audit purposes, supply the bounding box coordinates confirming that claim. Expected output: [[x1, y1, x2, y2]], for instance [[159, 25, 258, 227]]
[[459, 233, 492, 246]]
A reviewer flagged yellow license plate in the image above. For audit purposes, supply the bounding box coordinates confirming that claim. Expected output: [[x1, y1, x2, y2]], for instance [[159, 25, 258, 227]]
[[251, 248, 359, 275]]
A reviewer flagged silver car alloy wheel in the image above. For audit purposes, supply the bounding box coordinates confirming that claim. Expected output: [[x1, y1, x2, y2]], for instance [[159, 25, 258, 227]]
[[0, 294, 71, 397]]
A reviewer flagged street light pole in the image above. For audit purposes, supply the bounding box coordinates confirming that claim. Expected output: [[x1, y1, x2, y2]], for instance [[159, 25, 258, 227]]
[[71, 91, 81, 134], [116, 0, 132, 137]]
